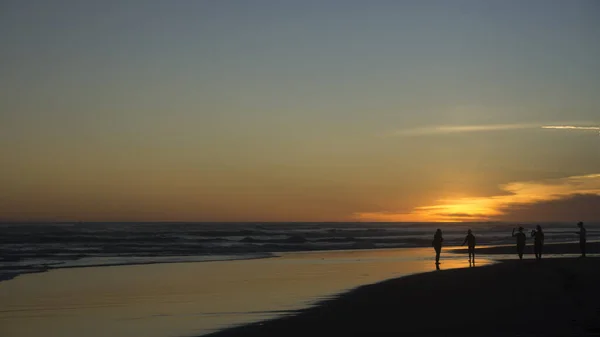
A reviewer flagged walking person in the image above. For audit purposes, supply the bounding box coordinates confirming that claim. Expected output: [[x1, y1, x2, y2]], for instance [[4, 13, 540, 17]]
[[432, 229, 443, 265], [512, 226, 526, 260], [576, 222, 586, 258], [462, 229, 476, 265], [531, 225, 544, 261]]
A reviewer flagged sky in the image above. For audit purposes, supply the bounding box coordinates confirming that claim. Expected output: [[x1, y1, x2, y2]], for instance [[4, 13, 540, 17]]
[[1, 0, 599, 222]]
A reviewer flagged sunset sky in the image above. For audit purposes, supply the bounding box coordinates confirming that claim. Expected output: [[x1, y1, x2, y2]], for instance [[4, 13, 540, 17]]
[[1, 1, 599, 222]]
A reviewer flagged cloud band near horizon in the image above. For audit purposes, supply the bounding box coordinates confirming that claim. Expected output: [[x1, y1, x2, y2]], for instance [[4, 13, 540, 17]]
[[354, 173, 600, 222], [391, 123, 600, 136]]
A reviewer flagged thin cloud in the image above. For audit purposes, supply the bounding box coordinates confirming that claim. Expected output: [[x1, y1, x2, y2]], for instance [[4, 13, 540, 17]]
[[389, 123, 599, 137], [391, 123, 538, 136], [542, 125, 600, 131]]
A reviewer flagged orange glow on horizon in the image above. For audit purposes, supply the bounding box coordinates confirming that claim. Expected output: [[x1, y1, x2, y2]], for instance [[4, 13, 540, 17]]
[[355, 173, 600, 222]]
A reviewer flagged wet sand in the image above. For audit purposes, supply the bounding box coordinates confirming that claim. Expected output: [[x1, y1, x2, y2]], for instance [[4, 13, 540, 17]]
[[0, 248, 484, 337], [204, 258, 600, 337]]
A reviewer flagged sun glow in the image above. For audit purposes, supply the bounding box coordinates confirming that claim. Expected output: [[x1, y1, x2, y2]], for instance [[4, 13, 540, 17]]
[[355, 173, 600, 222]]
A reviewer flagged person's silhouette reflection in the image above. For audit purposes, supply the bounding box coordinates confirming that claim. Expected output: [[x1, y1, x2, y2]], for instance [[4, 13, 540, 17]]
[[576, 222, 586, 258], [512, 226, 526, 260], [432, 229, 443, 265]]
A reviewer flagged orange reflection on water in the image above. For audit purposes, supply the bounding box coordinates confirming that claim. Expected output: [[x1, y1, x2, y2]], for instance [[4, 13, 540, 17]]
[[0, 248, 491, 337]]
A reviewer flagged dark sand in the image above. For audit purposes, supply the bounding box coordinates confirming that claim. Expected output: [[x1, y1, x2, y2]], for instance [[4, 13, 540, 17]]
[[204, 258, 600, 337]]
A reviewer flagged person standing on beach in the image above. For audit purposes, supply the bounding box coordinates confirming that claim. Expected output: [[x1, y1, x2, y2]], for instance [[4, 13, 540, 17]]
[[462, 229, 476, 264], [432, 229, 443, 265], [512, 227, 526, 260], [531, 225, 544, 261], [576, 222, 586, 258]]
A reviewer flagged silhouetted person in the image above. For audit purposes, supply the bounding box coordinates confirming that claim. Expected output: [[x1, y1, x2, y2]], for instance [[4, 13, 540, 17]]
[[512, 226, 526, 260], [432, 229, 443, 265], [531, 225, 544, 261], [576, 222, 586, 258], [462, 229, 476, 264]]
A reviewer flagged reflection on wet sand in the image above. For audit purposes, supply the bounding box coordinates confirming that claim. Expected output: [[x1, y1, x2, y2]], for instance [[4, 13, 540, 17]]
[[0, 248, 491, 337]]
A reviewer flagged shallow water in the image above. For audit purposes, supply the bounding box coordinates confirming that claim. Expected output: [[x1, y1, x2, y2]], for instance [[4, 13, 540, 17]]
[[0, 247, 491, 337]]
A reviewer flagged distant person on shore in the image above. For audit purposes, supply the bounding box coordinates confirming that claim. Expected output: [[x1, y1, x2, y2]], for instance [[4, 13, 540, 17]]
[[576, 222, 586, 258], [432, 229, 443, 265], [462, 229, 476, 264], [512, 226, 526, 260], [531, 225, 544, 261]]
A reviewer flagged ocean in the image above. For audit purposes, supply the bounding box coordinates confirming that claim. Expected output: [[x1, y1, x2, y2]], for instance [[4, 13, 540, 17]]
[[0, 222, 596, 281]]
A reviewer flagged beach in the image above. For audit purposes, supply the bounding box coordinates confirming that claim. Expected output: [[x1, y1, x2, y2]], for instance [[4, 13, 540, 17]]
[[1, 223, 597, 337], [0, 247, 488, 337], [205, 257, 600, 337]]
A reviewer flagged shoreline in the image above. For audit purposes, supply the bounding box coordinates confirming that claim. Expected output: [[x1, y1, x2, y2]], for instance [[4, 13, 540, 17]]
[[0, 253, 276, 284], [451, 241, 598, 255], [202, 257, 600, 337], [0, 245, 471, 285], [2, 240, 593, 284]]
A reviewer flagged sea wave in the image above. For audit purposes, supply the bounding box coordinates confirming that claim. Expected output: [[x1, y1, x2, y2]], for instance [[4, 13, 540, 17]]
[[1, 221, 597, 282]]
